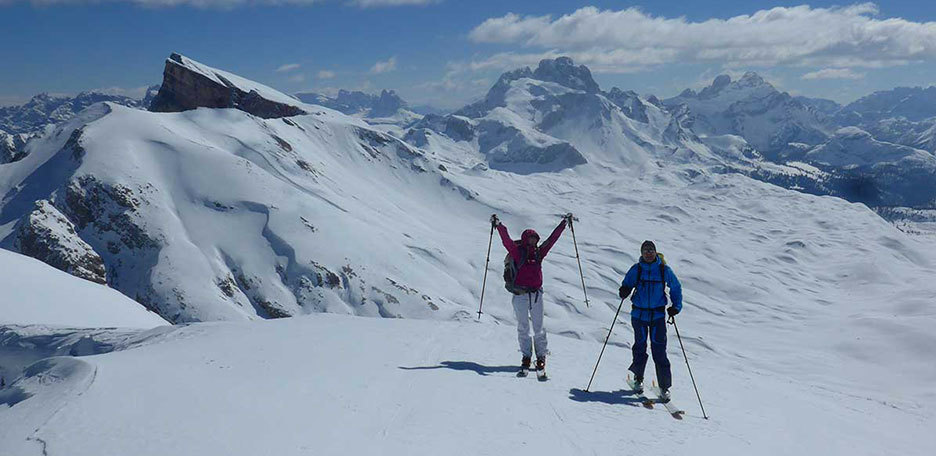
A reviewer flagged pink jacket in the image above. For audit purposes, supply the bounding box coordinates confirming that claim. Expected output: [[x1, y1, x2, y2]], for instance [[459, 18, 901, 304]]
[[497, 219, 567, 291]]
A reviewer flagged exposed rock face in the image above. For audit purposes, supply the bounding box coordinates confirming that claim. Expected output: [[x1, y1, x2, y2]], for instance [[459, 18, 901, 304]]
[[532, 56, 600, 94], [1, 130, 31, 163], [606, 88, 650, 123], [149, 53, 306, 119], [11, 200, 107, 285]]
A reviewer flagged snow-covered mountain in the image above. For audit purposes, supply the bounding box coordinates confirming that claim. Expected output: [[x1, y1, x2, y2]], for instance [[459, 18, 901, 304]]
[[295, 89, 421, 130], [0, 88, 159, 136], [664, 72, 832, 159], [0, 55, 487, 323], [2, 53, 936, 454], [793, 96, 842, 116], [405, 57, 735, 174], [664, 75, 936, 211], [0, 129, 31, 164], [838, 86, 936, 124]]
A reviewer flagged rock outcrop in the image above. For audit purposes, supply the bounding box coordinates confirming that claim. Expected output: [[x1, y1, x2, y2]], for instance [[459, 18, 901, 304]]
[[11, 200, 107, 285], [149, 53, 307, 119]]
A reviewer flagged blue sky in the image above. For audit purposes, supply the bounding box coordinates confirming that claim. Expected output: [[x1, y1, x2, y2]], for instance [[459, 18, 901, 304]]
[[2, 1, 936, 108]]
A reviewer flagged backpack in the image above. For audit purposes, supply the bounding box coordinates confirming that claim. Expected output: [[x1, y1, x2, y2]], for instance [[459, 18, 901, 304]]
[[503, 241, 530, 295]]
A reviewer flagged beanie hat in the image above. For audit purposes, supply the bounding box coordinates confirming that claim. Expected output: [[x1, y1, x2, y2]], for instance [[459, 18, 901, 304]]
[[640, 240, 656, 252]]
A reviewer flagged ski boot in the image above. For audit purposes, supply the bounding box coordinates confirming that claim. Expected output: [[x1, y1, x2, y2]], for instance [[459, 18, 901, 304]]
[[517, 356, 531, 377], [535, 356, 547, 381]]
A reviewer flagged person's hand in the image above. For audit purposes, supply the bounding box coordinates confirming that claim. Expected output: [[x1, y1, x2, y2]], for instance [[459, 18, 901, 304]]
[[618, 285, 632, 299], [667, 306, 680, 317], [490, 214, 500, 227]]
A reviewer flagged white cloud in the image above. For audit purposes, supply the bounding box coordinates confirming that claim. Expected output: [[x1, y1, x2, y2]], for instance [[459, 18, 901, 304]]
[[468, 4, 936, 70], [317, 70, 336, 80], [275, 63, 301, 73], [288, 74, 306, 83], [371, 57, 397, 74], [801, 68, 865, 80]]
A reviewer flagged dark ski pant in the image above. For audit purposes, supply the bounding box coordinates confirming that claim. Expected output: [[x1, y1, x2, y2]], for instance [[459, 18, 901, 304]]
[[628, 317, 672, 389]]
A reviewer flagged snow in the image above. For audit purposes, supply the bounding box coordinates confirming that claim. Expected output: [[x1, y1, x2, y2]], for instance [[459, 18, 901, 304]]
[[0, 248, 167, 328], [2, 58, 936, 455], [1, 313, 933, 455]]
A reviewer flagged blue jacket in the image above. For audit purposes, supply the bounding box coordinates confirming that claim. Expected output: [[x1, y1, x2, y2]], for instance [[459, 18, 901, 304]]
[[621, 256, 682, 322]]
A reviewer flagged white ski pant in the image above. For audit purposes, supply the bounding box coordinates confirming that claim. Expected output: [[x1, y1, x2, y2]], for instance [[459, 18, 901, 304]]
[[512, 289, 546, 358]]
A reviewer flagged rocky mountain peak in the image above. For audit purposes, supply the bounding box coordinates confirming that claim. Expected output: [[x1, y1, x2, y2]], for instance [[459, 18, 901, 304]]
[[532, 57, 600, 93], [149, 53, 306, 119], [738, 71, 768, 87]]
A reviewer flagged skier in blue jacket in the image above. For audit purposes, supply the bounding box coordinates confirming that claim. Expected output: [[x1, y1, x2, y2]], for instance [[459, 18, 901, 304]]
[[618, 240, 682, 399]]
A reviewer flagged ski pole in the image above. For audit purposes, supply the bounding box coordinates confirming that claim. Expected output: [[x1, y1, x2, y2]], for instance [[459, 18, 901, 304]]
[[585, 297, 626, 391], [477, 216, 496, 319], [568, 215, 590, 308], [669, 315, 708, 419]]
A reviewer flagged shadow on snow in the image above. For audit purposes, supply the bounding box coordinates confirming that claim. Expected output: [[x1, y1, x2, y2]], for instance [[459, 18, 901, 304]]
[[398, 361, 521, 376], [568, 388, 645, 406]]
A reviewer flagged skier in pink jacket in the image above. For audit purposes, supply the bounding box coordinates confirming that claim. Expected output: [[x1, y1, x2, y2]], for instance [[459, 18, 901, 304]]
[[491, 213, 571, 377]]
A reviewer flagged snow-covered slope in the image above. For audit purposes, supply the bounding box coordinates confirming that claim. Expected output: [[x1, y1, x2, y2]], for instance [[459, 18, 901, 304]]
[[0, 100, 487, 323], [0, 248, 166, 328], [1, 312, 933, 455]]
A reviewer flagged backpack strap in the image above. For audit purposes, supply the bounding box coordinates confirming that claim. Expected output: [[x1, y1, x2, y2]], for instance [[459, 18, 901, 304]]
[[510, 244, 530, 291]]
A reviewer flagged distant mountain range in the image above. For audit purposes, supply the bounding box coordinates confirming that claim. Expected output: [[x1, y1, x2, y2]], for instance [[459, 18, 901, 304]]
[[3, 59, 935, 210], [1, 87, 160, 135]]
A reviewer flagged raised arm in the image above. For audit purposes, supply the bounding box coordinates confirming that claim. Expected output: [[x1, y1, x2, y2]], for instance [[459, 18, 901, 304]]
[[538, 218, 567, 259], [496, 223, 520, 262]]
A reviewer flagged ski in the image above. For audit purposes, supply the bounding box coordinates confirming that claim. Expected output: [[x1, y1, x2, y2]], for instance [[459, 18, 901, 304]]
[[650, 382, 685, 418], [626, 374, 654, 408]]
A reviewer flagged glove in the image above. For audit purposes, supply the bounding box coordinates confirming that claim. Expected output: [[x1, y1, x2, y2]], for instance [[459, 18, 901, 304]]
[[667, 306, 680, 317], [490, 214, 499, 227], [618, 285, 632, 299]]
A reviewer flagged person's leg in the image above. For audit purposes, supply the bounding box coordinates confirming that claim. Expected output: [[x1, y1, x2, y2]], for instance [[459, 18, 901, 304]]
[[530, 290, 547, 359], [628, 317, 650, 380], [649, 318, 672, 389], [512, 293, 533, 358]]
